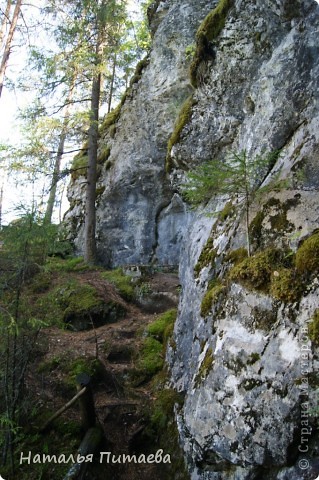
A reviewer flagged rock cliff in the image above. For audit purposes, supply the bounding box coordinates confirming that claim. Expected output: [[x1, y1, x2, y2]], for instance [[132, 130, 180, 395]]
[[65, 0, 319, 478]]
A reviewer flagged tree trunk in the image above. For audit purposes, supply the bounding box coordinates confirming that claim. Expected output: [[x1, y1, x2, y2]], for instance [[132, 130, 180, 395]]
[[44, 76, 76, 224], [0, 0, 22, 99], [84, 42, 102, 264], [0, 0, 12, 47], [107, 52, 116, 113]]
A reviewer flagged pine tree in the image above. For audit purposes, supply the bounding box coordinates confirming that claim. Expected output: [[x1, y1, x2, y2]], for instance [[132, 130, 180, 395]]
[[183, 150, 278, 256]]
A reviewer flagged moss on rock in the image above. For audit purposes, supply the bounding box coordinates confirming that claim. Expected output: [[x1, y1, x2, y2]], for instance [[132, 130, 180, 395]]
[[194, 236, 217, 277], [201, 281, 226, 317], [270, 267, 303, 303], [295, 232, 319, 275], [309, 309, 319, 346], [195, 347, 214, 386], [166, 95, 196, 172], [190, 0, 234, 87], [146, 308, 177, 343], [229, 248, 282, 291]]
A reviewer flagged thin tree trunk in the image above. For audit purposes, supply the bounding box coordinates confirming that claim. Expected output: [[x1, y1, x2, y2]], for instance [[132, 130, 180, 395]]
[[0, 0, 12, 47], [84, 43, 102, 264], [107, 52, 116, 113], [0, 0, 22, 99], [44, 76, 76, 223]]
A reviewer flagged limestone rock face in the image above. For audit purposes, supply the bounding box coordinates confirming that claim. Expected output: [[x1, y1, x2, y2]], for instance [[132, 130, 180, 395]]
[[66, 0, 319, 478], [65, 0, 213, 266]]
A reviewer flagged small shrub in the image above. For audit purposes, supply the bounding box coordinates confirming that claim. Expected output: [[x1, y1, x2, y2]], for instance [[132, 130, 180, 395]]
[[295, 232, 319, 275]]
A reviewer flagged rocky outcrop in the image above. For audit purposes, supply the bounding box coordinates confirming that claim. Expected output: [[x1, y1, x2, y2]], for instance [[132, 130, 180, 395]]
[[66, 0, 319, 478], [65, 0, 213, 267]]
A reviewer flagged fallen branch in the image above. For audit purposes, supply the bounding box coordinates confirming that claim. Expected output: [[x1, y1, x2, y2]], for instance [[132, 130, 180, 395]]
[[40, 386, 87, 432]]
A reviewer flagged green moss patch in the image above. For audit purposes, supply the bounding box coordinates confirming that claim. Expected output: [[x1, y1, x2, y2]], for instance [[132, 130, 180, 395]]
[[129, 56, 149, 86], [101, 268, 135, 301], [201, 281, 226, 317], [190, 0, 234, 87], [218, 201, 235, 222], [166, 95, 196, 172], [137, 337, 164, 376], [194, 236, 217, 277], [150, 389, 183, 430], [309, 310, 319, 346], [270, 267, 303, 303], [70, 154, 88, 180], [229, 248, 283, 291], [224, 247, 248, 265], [195, 347, 214, 386], [296, 232, 319, 275], [58, 281, 125, 331], [146, 308, 177, 343], [97, 146, 111, 164]]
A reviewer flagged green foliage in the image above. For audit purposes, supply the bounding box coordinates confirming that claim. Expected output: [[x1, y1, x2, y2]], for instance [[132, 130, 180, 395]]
[[183, 150, 280, 256], [68, 358, 104, 384], [101, 268, 135, 301], [295, 232, 319, 275], [166, 95, 196, 171], [146, 309, 177, 343], [190, 0, 234, 87], [218, 201, 235, 221], [183, 150, 275, 207], [46, 256, 88, 273]]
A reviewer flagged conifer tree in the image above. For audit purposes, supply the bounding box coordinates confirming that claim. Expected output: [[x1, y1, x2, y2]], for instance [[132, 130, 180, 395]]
[[183, 150, 278, 256]]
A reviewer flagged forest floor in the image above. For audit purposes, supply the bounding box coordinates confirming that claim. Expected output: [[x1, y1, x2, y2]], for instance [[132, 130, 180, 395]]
[[20, 268, 184, 480]]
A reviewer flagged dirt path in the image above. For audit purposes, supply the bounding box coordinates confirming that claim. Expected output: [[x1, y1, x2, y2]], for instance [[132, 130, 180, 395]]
[[28, 271, 180, 479]]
